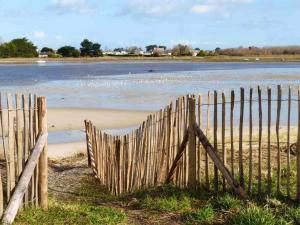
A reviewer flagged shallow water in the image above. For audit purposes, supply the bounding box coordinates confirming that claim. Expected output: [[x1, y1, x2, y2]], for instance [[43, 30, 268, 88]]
[[1, 61, 300, 144], [1, 61, 300, 111]]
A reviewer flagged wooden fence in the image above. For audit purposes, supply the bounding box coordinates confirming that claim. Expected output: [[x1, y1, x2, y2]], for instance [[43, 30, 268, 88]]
[[85, 85, 300, 200], [0, 93, 48, 224]]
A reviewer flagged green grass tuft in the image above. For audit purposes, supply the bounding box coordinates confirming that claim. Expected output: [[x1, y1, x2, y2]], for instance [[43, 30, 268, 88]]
[[211, 194, 242, 211], [181, 204, 215, 225], [15, 199, 126, 225], [229, 206, 276, 225], [136, 195, 192, 212]]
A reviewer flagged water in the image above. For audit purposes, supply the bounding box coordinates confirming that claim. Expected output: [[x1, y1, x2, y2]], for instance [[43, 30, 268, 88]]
[[1, 61, 300, 111]]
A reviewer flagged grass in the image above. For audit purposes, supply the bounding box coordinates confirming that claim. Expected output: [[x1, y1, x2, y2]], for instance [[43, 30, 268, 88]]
[[120, 184, 300, 224], [211, 194, 242, 211], [13, 155, 300, 224], [14, 198, 127, 225], [229, 206, 275, 225], [14, 183, 300, 224], [181, 205, 215, 225]]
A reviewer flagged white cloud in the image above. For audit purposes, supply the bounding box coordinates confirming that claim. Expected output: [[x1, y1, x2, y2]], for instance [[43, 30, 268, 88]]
[[190, 0, 254, 14], [121, 0, 185, 17], [34, 30, 45, 39], [49, 0, 96, 14], [121, 0, 254, 17], [190, 5, 216, 14]]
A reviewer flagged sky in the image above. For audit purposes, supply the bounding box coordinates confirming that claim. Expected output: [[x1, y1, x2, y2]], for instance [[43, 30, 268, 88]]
[[0, 0, 299, 50]]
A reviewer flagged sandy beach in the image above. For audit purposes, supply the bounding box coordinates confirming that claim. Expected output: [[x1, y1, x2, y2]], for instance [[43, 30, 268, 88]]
[[47, 108, 151, 158], [48, 108, 151, 131]]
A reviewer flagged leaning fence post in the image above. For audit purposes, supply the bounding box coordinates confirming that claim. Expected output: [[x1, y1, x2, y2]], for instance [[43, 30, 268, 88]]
[[38, 97, 48, 210], [188, 97, 196, 189]]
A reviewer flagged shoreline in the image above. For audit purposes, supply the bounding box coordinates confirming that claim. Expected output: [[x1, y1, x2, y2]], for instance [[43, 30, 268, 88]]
[[48, 108, 152, 132], [47, 108, 151, 159], [2, 55, 300, 64]]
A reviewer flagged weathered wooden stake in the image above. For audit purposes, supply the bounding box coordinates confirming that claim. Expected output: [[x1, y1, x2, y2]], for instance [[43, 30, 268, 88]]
[[38, 97, 48, 210], [296, 87, 300, 201], [188, 97, 197, 189]]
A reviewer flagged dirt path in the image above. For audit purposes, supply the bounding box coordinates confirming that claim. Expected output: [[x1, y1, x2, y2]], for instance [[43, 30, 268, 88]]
[[48, 154, 180, 225]]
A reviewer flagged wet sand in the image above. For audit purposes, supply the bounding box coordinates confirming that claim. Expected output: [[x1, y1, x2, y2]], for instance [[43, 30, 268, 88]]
[[47, 108, 151, 158], [48, 108, 151, 131]]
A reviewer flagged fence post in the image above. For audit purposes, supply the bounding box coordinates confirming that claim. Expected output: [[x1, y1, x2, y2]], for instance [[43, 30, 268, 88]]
[[188, 97, 196, 189], [38, 97, 48, 210], [297, 87, 300, 201]]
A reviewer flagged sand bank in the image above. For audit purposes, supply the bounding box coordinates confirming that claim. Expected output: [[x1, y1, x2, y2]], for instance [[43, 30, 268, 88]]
[[48, 108, 151, 132], [48, 142, 86, 159]]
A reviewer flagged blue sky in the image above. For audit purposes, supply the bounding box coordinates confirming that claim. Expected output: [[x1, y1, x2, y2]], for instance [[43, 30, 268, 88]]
[[0, 0, 299, 50]]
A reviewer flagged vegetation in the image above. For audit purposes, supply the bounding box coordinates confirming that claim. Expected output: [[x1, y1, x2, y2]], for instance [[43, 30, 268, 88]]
[[197, 49, 207, 57], [0, 38, 38, 58], [13, 154, 300, 225], [80, 39, 103, 57], [229, 207, 275, 225], [57, 46, 80, 57], [146, 45, 158, 52], [217, 46, 300, 56], [181, 205, 215, 225], [15, 198, 126, 225], [172, 44, 193, 56], [2, 36, 300, 60], [40, 47, 55, 54]]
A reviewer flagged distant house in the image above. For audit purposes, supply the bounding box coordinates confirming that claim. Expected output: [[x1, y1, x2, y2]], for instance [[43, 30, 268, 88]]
[[104, 50, 129, 56], [192, 50, 200, 57], [39, 49, 56, 58], [116, 50, 129, 55], [39, 52, 49, 58]]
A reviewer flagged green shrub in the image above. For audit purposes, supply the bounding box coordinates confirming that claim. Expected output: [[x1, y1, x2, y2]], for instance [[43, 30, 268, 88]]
[[212, 194, 242, 211], [230, 206, 276, 225], [182, 204, 215, 225]]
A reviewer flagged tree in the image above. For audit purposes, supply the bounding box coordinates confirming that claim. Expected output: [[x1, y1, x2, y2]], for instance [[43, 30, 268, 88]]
[[197, 50, 207, 57], [0, 37, 38, 58], [80, 39, 93, 57], [0, 42, 16, 58], [114, 48, 124, 52], [10, 38, 38, 57], [91, 43, 102, 57], [127, 46, 142, 55], [158, 45, 167, 50], [146, 45, 158, 52], [171, 44, 193, 56], [41, 47, 55, 54], [57, 46, 80, 57], [80, 39, 103, 57]]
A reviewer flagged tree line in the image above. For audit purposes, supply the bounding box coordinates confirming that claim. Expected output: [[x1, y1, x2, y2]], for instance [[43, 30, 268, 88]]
[[1, 37, 300, 58], [0, 38, 38, 58], [0, 38, 103, 58]]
